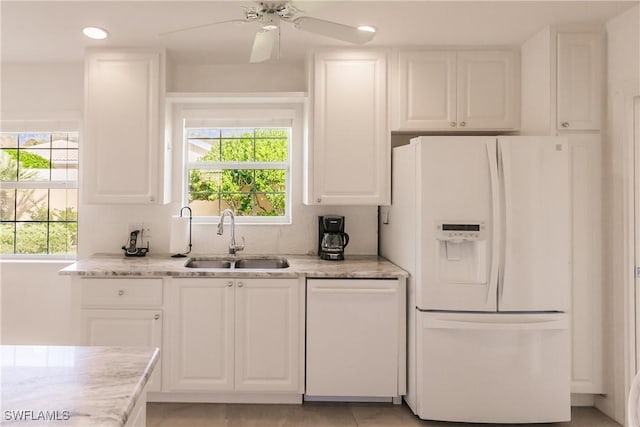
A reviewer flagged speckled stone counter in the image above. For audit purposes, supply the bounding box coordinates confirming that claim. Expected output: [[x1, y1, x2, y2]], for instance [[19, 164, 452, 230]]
[[58, 254, 407, 279], [1, 345, 159, 427]]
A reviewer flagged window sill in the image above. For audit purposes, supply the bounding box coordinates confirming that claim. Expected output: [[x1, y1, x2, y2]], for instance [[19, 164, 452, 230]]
[[0, 256, 76, 264]]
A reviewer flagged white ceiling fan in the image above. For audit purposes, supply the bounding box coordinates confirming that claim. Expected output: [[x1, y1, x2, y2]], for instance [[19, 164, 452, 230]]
[[160, 1, 376, 63]]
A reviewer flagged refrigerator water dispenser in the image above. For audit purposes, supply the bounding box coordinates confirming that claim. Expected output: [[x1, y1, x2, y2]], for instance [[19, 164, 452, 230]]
[[436, 222, 487, 284]]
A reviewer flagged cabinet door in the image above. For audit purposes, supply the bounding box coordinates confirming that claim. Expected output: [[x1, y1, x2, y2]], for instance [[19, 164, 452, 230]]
[[308, 49, 389, 205], [167, 278, 234, 392], [234, 278, 299, 392], [395, 51, 457, 130], [82, 309, 162, 392], [556, 33, 603, 130], [306, 279, 400, 397], [84, 49, 166, 204], [457, 50, 519, 130]]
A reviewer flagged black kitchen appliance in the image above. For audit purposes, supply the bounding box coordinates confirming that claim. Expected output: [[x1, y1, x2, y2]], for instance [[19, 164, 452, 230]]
[[318, 215, 349, 260]]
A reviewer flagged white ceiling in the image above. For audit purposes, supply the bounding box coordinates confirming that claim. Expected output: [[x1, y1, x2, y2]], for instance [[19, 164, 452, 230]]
[[1, 1, 636, 64]]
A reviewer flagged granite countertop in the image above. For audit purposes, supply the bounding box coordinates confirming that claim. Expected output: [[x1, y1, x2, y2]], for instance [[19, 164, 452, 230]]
[[1, 345, 159, 427], [59, 254, 408, 279]]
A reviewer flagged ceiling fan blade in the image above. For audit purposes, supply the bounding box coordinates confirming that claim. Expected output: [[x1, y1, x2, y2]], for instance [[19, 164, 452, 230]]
[[250, 29, 277, 63], [291, 17, 375, 44], [159, 19, 250, 36]]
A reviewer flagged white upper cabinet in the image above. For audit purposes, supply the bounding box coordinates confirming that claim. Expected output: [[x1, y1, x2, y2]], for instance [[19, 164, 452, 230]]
[[393, 50, 519, 131], [556, 33, 603, 131], [84, 48, 170, 204], [457, 51, 520, 130], [395, 51, 457, 129], [306, 49, 390, 206]]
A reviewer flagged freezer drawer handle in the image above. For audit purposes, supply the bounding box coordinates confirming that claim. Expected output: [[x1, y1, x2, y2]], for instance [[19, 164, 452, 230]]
[[422, 316, 568, 331]]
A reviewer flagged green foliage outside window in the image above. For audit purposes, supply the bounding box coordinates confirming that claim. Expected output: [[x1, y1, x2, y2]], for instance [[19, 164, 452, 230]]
[[3, 149, 52, 169], [0, 133, 78, 256], [188, 128, 288, 217]]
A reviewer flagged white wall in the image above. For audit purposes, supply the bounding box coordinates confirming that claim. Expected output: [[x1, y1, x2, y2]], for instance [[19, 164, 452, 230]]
[[0, 63, 83, 118], [0, 262, 75, 344], [598, 5, 640, 423], [168, 62, 306, 93]]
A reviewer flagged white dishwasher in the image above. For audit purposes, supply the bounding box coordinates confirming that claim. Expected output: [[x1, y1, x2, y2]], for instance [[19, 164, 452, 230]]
[[305, 278, 403, 400]]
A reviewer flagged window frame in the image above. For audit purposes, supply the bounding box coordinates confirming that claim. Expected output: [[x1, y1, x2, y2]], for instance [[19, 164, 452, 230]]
[[176, 105, 298, 225], [0, 120, 80, 260]]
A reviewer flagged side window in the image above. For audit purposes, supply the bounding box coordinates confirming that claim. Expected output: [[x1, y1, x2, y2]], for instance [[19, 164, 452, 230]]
[[0, 131, 79, 257]]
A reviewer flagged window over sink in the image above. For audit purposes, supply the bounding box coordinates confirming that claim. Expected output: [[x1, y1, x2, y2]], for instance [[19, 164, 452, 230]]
[[176, 105, 296, 224]]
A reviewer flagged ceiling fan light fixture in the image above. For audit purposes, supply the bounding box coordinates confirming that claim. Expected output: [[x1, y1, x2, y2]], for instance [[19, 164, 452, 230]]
[[82, 26, 109, 40], [357, 25, 376, 33], [261, 15, 280, 31]]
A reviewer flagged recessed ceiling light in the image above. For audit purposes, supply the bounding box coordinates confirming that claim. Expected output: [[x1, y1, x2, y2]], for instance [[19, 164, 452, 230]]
[[82, 27, 109, 40], [357, 25, 376, 33]]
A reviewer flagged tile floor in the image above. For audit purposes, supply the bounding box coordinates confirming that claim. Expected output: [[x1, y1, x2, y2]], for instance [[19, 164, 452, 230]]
[[147, 402, 621, 427]]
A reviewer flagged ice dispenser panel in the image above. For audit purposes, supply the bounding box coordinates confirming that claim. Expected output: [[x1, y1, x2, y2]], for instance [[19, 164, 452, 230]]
[[436, 222, 487, 284]]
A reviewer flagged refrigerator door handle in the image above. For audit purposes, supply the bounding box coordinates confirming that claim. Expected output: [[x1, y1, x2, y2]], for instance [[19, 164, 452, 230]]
[[497, 141, 512, 306], [486, 142, 500, 307], [422, 315, 569, 331]]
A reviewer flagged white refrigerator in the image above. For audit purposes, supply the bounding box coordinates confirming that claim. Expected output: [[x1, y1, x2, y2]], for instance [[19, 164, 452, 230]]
[[380, 136, 571, 423]]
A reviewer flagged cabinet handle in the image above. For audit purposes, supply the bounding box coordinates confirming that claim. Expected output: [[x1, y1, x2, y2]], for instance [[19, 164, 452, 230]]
[[450, 121, 457, 127], [459, 121, 466, 127], [562, 121, 570, 128], [316, 197, 321, 203], [154, 314, 160, 320], [150, 195, 155, 202], [237, 282, 244, 288], [227, 281, 233, 287], [118, 289, 125, 296]]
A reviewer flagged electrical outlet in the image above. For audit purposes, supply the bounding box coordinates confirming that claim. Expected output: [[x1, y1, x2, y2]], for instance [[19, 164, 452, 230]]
[[128, 222, 144, 233], [142, 225, 152, 240], [128, 222, 152, 241]]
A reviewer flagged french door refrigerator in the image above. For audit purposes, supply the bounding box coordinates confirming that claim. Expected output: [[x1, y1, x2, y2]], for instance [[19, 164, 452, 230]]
[[380, 136, 571, 423]]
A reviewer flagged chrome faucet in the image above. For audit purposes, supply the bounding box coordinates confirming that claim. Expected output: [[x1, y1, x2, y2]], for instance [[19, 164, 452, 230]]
[[217, 209, 245, 255]]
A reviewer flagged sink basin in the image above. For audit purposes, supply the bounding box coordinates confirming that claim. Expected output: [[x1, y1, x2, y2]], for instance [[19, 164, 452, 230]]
[[184, 258, 232, 269], [184, 257, 289, 270], [234, 257, 289, 269]]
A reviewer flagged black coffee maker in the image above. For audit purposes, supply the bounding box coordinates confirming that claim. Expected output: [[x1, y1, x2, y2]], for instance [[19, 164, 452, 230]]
[[318, 215, 349, 260]]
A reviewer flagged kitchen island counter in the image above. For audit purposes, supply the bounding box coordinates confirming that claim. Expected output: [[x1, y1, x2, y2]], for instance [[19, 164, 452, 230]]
[[58, 254, 407, 279], [1, 345, 159, 426]]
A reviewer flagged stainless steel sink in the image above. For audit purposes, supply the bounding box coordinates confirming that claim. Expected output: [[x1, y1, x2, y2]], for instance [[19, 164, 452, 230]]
[[184, 258, 232, 269], [234, 257, 289, 269], [184, 257, 289, 270]]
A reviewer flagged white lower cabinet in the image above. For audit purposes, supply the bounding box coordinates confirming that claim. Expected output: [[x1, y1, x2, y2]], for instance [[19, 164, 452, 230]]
[[166, 278, 302, 395], [78, 278, 164, 392], [306, 279, 405, 399], [166, 279, 234, 391]]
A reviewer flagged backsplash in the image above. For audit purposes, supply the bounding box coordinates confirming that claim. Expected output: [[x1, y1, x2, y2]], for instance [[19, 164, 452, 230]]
[[79, 203, 378, 258]]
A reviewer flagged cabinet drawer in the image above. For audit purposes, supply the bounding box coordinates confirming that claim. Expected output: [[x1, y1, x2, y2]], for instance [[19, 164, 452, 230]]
[[81, 278, 163, 307]]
